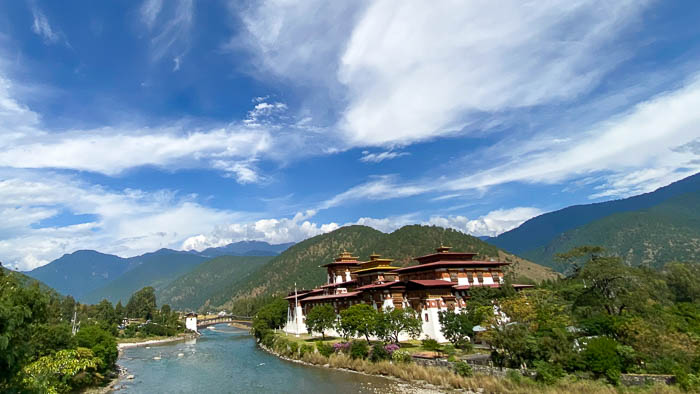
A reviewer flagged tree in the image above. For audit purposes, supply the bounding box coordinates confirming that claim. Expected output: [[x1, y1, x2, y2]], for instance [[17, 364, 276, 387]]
[[21, 348, 101, 394], [73, 325, 117, 371], [0, 272, 49, 388], [114, 301, 125, 322], [438, 305, 488, 348], [305, 305, 336, 340], [378, 307, 422, 344], [95, 299, 117, 326], [125, 287, 157, 320], [338, 304, 378, 344], [555, 245, 605, 276], [252, 298, 289, 339]]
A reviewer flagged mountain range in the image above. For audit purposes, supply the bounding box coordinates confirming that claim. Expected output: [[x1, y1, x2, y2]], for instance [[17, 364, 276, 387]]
[[19, 172, 699, 314], [24, 241, 294, 302], [490, 172, 700, 270]]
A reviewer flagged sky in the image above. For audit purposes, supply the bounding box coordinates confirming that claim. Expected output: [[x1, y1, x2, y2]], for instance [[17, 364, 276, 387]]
[[1, 0, 699, 271]]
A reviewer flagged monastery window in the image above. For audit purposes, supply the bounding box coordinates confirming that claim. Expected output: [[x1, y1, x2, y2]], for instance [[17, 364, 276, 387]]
[[424, 313, 429, 322]]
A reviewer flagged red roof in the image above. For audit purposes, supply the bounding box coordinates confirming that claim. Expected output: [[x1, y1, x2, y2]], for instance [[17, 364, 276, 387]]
[[320, 261, 361, 267], [394, 260, 508, 273], [302, 291, 361, 302], [284, 288, 323, 300], [414, 252, 478, 264], [453, 283, 501, 290], [355, 281, 404, 290], [407, 279, 456, 287], [320, 280, 356, 289]]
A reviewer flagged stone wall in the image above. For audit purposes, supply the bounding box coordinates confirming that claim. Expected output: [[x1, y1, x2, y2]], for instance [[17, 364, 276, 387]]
[[620, 374, 675, 386]]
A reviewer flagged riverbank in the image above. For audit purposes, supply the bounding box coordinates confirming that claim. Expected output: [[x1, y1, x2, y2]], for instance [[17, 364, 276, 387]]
[[258, 332, 682, 394], [117, 333, 197, 349]]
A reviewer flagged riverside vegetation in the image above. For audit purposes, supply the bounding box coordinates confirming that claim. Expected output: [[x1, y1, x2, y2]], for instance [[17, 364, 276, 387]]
[[0, 267, 187, 393], [251, 247, 700, 392]]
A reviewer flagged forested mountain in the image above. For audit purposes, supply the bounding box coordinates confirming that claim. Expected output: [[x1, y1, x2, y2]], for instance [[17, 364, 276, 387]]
[[24, 241, 292, 301], [523, 191, 700, 270], [490, 172, 700, 254], [81, 250, 208, 304], [219, 225, 558, 314], [25, 250, 137, 298], [156, 255, 272, 311], [191, 241, 294, 258]]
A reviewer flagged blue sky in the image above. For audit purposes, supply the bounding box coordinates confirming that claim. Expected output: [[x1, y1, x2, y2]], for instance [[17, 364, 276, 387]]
[[1, 0, 699, 270]]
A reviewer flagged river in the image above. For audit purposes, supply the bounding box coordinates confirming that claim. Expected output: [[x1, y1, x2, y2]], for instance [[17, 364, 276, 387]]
[[115, 325, 429, 393]]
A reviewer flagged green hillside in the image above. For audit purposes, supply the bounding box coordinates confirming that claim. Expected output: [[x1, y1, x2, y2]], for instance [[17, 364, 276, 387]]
[[82, 251, 207, 304], [491, 172, 699, 254], [156, 255, 272, 311], [220, 225, 558, 314], [523, 192, 700, 270]]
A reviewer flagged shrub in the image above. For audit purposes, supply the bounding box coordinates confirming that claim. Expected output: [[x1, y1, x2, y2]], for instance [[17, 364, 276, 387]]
[[582, 337, 622, 385], [392, 349, 412, 363], [288, 341, 299, 357], [300, 344, 314, 357], [384, 343, 400, 355], [316, 342, 334, 357], [370, 343, 391, 362], [73, 325, 117, 371], [349, 341, 369, 359], [533, 360, 564, 384], [332, 342, 351, 354], [421, 338, 441, 352], [454, 361, 473, 377]]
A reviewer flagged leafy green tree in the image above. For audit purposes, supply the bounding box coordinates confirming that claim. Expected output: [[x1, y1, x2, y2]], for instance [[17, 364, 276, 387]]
[[125, 286, 157, 320], [114, 301, 125, 322], [663, 262, 700, 303], [555, 245, 605, 276], [95, 299, 117, 325], [0, 272, 49, 388], [378, 307, 422, 344], [252, 298, 289, 339], [305, 304, 336, 340], [73, 325, 117, 371], [30, 324, 74, 359], [438, 306, 488, 348], [338, 304, 378, 344], [21, 348, 100, 394], [583, 337, 622, 384]]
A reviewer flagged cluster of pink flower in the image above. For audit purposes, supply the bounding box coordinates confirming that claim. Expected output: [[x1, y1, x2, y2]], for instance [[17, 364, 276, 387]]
[[332, 342, 351, 352], [384, 343, 400, 354]]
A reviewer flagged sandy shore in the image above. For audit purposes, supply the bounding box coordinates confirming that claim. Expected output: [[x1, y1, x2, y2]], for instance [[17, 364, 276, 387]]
[[117, 334, 197, 350]]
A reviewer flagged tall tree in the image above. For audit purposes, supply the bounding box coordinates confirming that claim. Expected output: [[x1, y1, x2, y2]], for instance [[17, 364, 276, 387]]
[[338, 304, 378, 344], [377, 307, 422, 344], [305, 304, 336, 340], [125, 287, 157, 320]]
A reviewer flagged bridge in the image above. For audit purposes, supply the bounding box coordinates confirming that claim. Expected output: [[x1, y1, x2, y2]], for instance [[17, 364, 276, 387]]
[[185, 314, 252, 331]]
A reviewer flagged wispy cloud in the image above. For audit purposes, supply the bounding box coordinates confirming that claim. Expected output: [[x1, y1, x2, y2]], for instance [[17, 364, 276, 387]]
[[140, 0, 163, 29], [30, 5, 61, 44], [140, 0, 193, 63], [360, 150, 409, 163]]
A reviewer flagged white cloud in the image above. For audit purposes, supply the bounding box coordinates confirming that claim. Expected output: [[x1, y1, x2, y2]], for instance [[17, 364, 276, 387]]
[[0, 171, 245, 271], [426, 207, 544, 237], [359, 150, 409, 163], [182, 207, 541, 252], [140, 0, 164, 29], [141, 0, 193, 62], [30, 6, 60, 44], [182, 210, 338, 250], [236, 0, 648, 147]]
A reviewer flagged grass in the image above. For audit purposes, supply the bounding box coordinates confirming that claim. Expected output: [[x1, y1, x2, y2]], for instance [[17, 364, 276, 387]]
[[268, 333, 681, 393]]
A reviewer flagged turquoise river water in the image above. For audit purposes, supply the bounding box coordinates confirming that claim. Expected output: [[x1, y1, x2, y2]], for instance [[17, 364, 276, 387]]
[[115, 325, 420, 394]]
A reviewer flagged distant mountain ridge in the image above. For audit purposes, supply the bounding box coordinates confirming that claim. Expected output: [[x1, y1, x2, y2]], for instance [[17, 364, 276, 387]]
[[491, 172, 700, 254], [24, 240, 294, 300], [522, 191, 700, 270]]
